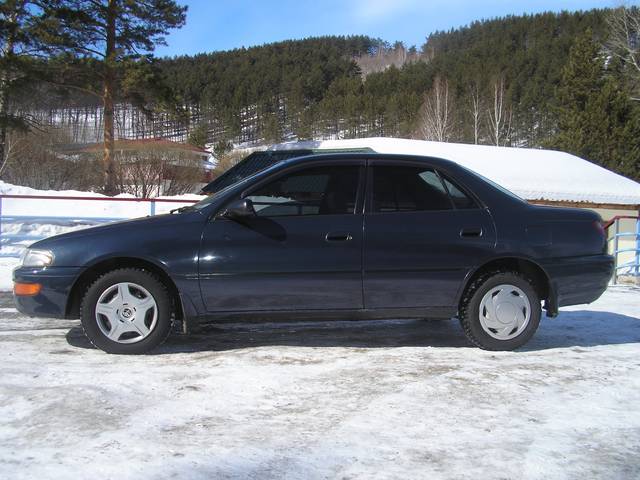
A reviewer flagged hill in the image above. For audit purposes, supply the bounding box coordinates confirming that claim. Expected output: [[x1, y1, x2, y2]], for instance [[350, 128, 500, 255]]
[[7, 7, 640, 187], [151, 9, 609, 149]]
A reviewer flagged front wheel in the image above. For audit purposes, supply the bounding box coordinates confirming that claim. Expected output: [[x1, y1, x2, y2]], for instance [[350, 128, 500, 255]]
[[81, 268, 173, 354], [459, 271, 541, 351]]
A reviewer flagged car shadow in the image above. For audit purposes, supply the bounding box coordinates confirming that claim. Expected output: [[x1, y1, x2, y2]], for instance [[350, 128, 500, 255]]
[[65, 309, 640, 354]]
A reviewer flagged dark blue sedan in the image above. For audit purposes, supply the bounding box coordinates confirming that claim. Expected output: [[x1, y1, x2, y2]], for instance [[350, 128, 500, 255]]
[[13, 154, 614, 353]]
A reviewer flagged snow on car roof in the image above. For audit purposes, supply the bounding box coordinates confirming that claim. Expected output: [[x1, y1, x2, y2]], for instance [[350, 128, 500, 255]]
[[268, 137, 640, 206]]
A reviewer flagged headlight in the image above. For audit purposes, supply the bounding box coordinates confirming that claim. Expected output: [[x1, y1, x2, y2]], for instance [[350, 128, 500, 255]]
[[21, 249, 54, 267]]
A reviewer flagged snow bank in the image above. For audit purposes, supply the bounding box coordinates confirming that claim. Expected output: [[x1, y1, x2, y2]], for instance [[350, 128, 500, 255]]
[[0, 181, 205, 268], [0, 259, 18, 290], [270, 138, 640, 206], [0, 181, 203, 218]]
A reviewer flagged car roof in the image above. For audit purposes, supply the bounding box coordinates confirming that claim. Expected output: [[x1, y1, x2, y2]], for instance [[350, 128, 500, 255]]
[[202, 149, 460, 195], [276, 152, 459, 169], [203, 147, 372, 194]]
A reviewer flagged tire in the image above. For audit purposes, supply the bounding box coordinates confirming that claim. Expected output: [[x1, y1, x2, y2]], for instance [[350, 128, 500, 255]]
[[459, 271, 541, 351], [80, 268, 173, 354]]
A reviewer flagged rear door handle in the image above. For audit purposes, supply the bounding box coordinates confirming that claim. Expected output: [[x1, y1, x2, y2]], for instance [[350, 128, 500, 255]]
[[325, 232, 353, 242], [460, 227, 483, 238]]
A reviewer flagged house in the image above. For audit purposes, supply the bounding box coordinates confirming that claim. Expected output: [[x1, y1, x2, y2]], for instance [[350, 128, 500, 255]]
[[70, 138, 212, 196], [267, 138, 640, 280]]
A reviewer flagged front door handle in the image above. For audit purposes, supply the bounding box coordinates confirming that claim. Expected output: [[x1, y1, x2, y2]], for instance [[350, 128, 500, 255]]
[[460, 227, 483, 238], [325, 232, 353, 242]]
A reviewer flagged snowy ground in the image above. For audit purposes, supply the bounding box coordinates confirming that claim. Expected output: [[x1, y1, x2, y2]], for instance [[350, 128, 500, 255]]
[[0, 287, 639, 479]]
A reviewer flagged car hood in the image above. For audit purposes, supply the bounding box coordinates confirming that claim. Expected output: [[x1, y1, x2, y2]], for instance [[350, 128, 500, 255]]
[[23, 210, 207, 268], [31, 212, 200, 247]]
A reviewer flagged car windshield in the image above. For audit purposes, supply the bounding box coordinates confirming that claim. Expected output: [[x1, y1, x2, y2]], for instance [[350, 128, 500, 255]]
[[202, 150, 314, 194], [190, 162, 285, 211]]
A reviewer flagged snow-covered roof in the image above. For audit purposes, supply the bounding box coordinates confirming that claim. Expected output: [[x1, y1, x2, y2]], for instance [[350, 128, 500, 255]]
[[63, 139, 211, 157], [268, 138, 640, 206]]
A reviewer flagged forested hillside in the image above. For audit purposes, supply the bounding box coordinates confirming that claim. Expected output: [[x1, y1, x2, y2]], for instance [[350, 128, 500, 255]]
[[7, 7, 640, 185], [152, 9, 609, 148], [159, 36, 378, 144], [417, 10, 608, 146]]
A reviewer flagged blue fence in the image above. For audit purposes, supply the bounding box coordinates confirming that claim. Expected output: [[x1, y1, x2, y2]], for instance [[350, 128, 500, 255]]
[[607, 215, 640, 284]]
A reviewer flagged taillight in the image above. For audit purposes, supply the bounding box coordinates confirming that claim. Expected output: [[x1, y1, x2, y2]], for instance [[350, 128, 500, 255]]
[[593, 221, 607, 253]]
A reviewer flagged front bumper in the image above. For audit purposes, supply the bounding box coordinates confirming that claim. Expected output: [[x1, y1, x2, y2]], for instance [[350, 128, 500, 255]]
[[13, 266, 82, 318], [541, 254, 614, 308]]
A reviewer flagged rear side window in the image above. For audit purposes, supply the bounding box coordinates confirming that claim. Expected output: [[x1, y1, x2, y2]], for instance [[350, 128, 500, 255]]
[[371, 166, 453, 212], [441, 176, 478, 209], [246, 166, 360, 217]]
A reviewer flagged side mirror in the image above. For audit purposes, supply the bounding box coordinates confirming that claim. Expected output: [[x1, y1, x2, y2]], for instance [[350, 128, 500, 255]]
[[222, 198, 256, 220]]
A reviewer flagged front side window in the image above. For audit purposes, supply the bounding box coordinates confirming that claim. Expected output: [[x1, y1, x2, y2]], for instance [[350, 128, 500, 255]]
[[372, 166, 453, 212], [245, 165, 360, 217]]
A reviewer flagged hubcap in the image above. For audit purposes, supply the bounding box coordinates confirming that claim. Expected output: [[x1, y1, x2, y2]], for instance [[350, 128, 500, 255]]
[[478, 284, 531, 340], [95, 282, 158, 344]]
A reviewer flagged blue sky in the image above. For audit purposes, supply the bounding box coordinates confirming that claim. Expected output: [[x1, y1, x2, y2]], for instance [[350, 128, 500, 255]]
[[156, 0, 616, 57]]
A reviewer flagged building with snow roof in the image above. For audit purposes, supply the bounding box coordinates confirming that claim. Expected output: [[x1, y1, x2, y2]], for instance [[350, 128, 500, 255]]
[[266, 138, 640, 280], [267, 138, 640, 209]]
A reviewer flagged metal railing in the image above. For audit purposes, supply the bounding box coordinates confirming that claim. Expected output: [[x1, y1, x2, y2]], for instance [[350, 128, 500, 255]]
[[0, 194, 200, 258], [604, 215, 640, 284]]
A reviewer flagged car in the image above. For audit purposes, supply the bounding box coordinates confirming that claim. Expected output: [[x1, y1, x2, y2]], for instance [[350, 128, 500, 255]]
[[13, 153, 614, 354]]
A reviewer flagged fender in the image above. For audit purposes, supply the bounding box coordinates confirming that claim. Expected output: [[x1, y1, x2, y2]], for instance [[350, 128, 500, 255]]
[[65, 253, 202, 323], [455, 254, 557, 317]]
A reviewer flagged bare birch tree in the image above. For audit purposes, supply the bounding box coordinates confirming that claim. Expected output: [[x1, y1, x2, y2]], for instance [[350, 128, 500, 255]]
[[469, 81, 483, 144], [606, 5, 640, 100], [487, 75, 512, 146], [417, 75, 453, 142]]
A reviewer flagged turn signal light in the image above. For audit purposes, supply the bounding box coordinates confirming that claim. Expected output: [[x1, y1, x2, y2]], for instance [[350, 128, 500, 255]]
[[14, 283, 42, 296]]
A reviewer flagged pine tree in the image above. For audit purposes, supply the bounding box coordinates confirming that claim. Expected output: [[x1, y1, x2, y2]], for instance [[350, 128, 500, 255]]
[[552, 32, 603, 153], [551, 31, 640, 179], [188, 122, 208, 149], [583, 76, 640, 180], [0, 1, 52, 173], [0, 1, 26, 172], [38, 0, 187, 194]]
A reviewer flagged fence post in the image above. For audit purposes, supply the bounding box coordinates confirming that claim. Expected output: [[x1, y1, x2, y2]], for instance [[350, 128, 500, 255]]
[[613, 219, 619, 285], [150, 199, 156, 216], [636, 216, 640, 279]]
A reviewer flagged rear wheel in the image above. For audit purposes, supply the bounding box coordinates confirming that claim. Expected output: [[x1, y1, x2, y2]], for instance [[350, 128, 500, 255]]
[[459, 271, 541, 351], [81, 268, 173, 354]]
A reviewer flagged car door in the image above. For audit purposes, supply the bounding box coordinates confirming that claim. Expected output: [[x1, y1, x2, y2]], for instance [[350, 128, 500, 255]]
[[363, 161, 496, 310], [199, 161, 365, 312]]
